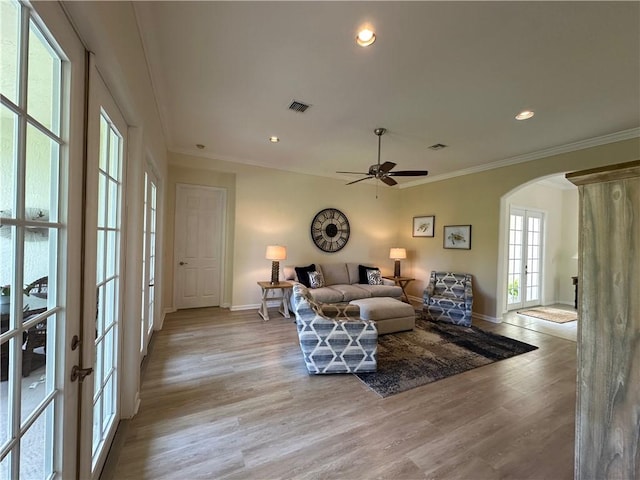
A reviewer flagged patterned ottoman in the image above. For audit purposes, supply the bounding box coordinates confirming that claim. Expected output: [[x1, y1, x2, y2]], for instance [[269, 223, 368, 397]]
[[349, 297, 415, 335]]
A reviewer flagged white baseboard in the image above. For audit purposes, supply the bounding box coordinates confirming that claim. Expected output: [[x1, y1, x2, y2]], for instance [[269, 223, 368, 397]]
[[133, 393, 141, 417], [158, 307, 176, 330], [230, 303, 261, 311], [556, 300, 575, 307], [473, 312, 500, 323]]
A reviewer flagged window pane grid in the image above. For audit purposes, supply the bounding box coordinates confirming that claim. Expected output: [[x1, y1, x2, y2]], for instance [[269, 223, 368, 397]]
[[92, 111, 122, 468], [1, 2, 64, 477]]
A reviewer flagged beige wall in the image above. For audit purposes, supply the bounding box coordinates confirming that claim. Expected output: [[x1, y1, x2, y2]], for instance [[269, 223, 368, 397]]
[[401, 137, 639, 319], [163, 152, 402, 310], [162, 138, 638, 320]]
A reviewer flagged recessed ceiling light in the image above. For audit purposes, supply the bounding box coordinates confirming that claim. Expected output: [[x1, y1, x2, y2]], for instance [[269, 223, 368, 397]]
[[196, 144, 205, 149], [356, 28, 376, 47], [515, 110, 535, 120], [269, 136, 280, 143]]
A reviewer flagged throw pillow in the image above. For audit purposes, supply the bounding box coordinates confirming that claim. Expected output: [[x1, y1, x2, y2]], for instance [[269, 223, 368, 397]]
[[358, 264, 378, 284], [308, 271, 325, 289], [294, 264, 316, 288], [367, 269, 383, 285]]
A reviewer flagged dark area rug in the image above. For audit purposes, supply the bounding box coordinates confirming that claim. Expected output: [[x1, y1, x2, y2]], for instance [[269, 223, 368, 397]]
[[355, 318, 538, 397]]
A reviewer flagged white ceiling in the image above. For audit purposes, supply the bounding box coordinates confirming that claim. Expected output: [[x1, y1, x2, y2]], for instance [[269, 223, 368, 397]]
[[134, 1, 640, 186]]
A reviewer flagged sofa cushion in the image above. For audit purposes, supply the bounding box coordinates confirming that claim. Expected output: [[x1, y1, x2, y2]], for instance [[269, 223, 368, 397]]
[[307, 286, 345, 304], [328, 284, 373, 302], [308, 271, 325, 289], [346, 263, 361, 284], [350, 297, 415, 321], [358, 265, 379, 284], [320, 263, 350, 286], [357, 284, 403, 298], [295, 264, 316, 287]]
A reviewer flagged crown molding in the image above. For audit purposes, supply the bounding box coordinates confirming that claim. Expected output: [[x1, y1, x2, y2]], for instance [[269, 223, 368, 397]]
[[400, 127, 640, 189]]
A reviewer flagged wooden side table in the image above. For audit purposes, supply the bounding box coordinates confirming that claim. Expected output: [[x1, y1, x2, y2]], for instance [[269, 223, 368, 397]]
[[257, 281, 293, 321], [382, 276, 415, 303]]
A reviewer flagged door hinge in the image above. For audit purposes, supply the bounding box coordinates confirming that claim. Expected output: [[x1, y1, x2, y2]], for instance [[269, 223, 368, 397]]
[[71, 365, 94, 383]]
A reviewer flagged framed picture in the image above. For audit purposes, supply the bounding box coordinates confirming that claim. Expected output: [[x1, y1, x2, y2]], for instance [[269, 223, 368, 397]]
[[443, 225, 472, 249], [413, 215, 435, 237]]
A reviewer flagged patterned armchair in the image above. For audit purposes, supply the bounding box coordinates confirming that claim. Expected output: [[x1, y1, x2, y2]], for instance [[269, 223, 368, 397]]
[[291, 283, 377, 374], [423, 271, 473, 327]]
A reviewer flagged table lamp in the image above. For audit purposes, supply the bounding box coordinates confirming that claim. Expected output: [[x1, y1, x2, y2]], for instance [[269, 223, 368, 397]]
[[389, 248, 406, 277], [266, 245, 287, 284]]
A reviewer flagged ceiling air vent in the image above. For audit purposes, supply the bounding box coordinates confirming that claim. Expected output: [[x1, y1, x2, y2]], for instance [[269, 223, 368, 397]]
[[428, 143, 447, 151], [288, 100, 310, 113]]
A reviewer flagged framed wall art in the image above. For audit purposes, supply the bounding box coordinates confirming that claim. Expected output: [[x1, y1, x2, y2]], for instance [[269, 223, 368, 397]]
[[443, 225, 471, 249], [413, 215, 435, 237]]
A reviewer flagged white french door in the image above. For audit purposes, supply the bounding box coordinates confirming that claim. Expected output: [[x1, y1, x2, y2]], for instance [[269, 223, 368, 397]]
[[507, 207, 544, 310], [141, 169, 158, 356], [0, 1, 84, 478], [78, 58, 127, 479]]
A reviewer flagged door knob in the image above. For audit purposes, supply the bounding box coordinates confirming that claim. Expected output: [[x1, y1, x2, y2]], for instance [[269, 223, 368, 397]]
[[179, 261, 188, 266]]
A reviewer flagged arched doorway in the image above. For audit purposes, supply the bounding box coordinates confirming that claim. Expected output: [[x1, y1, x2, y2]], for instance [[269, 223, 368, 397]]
[[497, 174, 578, 337]]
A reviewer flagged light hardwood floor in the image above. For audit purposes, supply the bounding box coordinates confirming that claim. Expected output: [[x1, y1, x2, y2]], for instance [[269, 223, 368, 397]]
[[103, 307, 577, 480]]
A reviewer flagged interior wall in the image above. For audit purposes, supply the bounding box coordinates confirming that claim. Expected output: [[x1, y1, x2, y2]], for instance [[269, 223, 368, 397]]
[[62, 1, 167, 172], [163, 152, 403, 311], [399, 137, 639, 320], [560, 188, 579, 303], [163, 140, 637, 319]]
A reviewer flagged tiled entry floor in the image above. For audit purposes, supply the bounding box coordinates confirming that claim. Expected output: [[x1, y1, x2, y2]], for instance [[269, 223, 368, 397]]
[[502, 303, 577, 342]]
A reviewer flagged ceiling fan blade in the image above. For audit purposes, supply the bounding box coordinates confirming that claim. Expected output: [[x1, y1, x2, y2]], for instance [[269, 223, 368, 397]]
[[387, 170, 429, 177], [379, 161, 396, 173], [337, 171, 370, 175], [381, 176, 398, 186], [346, 176, 373, 185]]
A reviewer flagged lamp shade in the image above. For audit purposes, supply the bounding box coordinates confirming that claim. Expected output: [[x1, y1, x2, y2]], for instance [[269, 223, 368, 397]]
[[266, 245, 287, 261], [389, 248, 406, 260]]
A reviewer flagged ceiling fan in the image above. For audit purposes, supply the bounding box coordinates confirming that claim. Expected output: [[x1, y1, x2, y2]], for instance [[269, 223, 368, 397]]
[[337, 127, 429, 186]]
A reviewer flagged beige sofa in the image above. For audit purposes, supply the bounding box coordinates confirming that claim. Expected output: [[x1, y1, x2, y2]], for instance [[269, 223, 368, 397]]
[[284, 262, 403, 303]]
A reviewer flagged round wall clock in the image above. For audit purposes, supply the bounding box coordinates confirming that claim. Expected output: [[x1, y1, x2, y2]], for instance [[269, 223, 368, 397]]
[[310, 208, 350, 252]]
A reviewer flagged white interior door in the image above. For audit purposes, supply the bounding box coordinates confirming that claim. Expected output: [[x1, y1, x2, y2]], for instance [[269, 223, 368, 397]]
[[174, 184, 225, 309], [78, 57, 127, 479], [507, 207, 544, 310], [141, 169, 158, 356], [0, 1, 84, 478]]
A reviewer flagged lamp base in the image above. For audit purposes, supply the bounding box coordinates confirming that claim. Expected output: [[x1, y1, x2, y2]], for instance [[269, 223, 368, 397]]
[[271, 261, 280, 284], [394, 260, 401, 278]]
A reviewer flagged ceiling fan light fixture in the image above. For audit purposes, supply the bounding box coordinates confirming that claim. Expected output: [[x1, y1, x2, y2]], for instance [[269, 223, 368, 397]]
[[428, 143, 447, 150], [356, 28, 376, 47], [515, 110, 535, 120], [337, 126, 429, 188]]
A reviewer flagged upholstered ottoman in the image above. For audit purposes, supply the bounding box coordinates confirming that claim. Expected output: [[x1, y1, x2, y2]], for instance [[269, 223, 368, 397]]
[[349, 297, 415, 335]]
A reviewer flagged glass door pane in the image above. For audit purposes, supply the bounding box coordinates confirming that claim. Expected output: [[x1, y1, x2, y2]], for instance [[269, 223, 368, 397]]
[[92, 111, 122, 468], [0, 2, 76, 478], [506, 207, 544, 310], [141, 171, 157, 355], [526, 214, 543, 304], [507, 210, 524, 307]]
